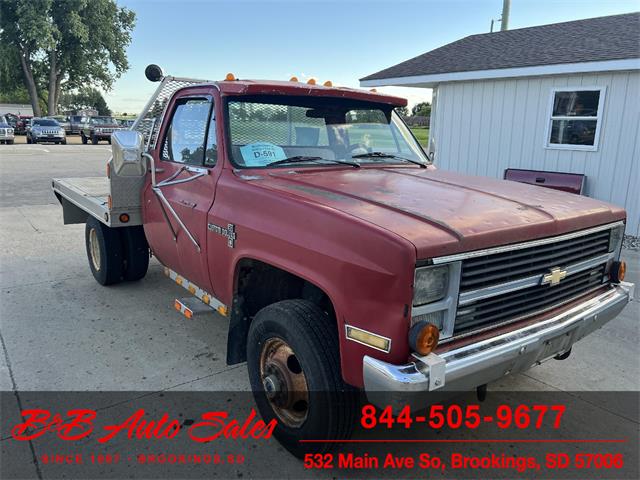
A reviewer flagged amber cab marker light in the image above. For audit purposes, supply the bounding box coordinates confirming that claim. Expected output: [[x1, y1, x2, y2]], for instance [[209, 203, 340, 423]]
[[323, 80, 333, 87], [119, 213, 130, 223], [307, 78, 317, 85], [289, 76, 298, 82], [409, 321, 440, 356], [611, 261, 626, 283], [225, 72, 236, 81]]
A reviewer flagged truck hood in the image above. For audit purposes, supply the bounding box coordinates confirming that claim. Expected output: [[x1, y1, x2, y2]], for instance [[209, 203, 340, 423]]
[[249, 166, 625, 259]]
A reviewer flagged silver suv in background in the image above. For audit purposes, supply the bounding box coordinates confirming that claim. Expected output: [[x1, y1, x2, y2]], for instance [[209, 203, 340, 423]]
[[0, 116, 15, 144], [26, 118, 67, 145]]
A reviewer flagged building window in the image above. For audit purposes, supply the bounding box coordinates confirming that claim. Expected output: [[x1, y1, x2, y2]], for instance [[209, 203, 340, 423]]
[[545, 87, 605, 151]]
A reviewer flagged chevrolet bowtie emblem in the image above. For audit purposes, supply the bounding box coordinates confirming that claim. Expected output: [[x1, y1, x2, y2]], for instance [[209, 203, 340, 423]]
[[542, 267, 568, 286]]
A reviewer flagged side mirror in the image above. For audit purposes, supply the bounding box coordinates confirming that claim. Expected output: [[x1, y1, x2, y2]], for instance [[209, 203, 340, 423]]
[[145, 64, 164, 82], [111, 130, 146, 177]]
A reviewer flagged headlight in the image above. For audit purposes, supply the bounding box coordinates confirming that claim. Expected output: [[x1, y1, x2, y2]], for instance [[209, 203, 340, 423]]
[[609, 225, 624, 254], [413, 265, 449, 306], [59, 128, 65, 135]]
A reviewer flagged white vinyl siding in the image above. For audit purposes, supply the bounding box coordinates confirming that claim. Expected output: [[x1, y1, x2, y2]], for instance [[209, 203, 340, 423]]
[[430, 70, 640, 236]]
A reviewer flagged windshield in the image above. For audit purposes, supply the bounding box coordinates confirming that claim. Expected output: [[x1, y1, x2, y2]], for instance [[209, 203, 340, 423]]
[[90, 117, 116, 124], [33, 119, 59, 127], [226, 96, 429, 168], [0, 116, 7, 126]]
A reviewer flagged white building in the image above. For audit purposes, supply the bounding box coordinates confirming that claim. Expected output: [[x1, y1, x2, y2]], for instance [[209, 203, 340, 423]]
[[361, 13, 640, 235], [0, 104, 33, 117]]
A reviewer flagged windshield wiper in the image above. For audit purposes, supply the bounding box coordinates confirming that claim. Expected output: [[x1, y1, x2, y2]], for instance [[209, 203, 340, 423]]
[[350, 151, 427, 168], [268, 156, 360, 168]]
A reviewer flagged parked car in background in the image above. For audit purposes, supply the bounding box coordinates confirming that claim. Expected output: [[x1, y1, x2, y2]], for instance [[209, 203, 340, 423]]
[[80, 116, 123, 144], [118, 118, 135, 128], [26, 118, 66, 144], [14, 115, 32, 135], [0, 116, 15, 144], [68, 115, 86, 135], [47, 115, 72, 134]]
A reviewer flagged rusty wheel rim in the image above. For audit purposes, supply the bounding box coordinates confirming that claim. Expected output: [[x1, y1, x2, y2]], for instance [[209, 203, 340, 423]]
[[259, 337, 309, 428]]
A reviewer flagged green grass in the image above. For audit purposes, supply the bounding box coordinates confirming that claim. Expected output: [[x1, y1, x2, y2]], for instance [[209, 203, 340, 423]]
[[410, 127, 429, 147]]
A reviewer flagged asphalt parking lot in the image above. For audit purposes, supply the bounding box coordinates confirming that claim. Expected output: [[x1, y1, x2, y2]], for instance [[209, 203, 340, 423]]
[[0, 142, 638, 478]]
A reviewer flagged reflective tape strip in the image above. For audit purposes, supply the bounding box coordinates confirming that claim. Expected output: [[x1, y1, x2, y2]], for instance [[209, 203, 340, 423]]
[[164, 267, 228, 316]]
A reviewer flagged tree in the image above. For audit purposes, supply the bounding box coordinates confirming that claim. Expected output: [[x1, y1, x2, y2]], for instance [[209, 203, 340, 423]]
[[0, 0, 135, 116], [59, 88, 112, 115], [411, 102, 431, 118], [395, 106, 409, 117]]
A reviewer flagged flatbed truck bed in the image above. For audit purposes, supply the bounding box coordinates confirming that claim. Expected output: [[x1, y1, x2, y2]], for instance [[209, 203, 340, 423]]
[[52, 177, 143, 227]]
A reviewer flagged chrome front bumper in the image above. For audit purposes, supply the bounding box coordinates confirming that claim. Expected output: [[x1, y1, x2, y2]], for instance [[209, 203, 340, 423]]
[[364, 282, 634, 408]]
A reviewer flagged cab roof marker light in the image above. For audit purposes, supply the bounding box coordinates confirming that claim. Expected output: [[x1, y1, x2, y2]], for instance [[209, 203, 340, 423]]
[[289, 76, 298, 82], [307, 78, 317, 85], [323, 80, 333, 87], [225, 73, 236, 81]]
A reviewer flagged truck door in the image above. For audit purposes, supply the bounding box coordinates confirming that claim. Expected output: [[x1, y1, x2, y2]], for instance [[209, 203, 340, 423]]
[[142, 91, 220, 292]]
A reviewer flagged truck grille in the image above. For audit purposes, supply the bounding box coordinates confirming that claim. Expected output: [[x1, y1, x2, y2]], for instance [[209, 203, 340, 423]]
[[453, 227, 614, 336], [459, 229, 610, 291], [455, 265, 606, 335]]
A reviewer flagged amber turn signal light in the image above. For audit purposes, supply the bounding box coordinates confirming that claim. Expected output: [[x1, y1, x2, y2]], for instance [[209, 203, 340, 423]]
[[119, 213, 130, 223], [409, 321, 440, 356], [611, 261, 626, 283]]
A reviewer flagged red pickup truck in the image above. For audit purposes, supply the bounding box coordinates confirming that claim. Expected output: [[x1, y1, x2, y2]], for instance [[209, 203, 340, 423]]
[[53, 65, 633, 456]]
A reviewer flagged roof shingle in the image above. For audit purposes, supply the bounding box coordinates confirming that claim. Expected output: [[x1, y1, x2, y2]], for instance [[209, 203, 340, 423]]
[[361, 12, 640, 82]]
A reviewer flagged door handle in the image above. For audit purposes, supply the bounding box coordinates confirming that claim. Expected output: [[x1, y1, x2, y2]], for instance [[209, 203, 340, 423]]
[[154, 168, 165, 173], [177, 199, 196, 208]]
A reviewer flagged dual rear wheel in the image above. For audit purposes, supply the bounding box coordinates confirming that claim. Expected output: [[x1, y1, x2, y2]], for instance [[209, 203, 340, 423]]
[[85, 217, 149, 285]]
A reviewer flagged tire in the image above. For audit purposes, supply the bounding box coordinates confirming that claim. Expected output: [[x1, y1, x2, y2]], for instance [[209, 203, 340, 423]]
[[81, 133, 87, 144], [91, 134, 98, 145], [85, 217, 124, 285], [61, 139, 67, 145], [247, 299, 357, 458], [121, 226, 149, 281], [26, 136, 31, 144], [8, 140, 14, 145]]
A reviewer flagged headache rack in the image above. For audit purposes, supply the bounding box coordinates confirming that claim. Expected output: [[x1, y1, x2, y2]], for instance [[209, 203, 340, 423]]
[[438, 223, 621, 339], [131, 75, 214, 152], [53, 73, 213, 228]]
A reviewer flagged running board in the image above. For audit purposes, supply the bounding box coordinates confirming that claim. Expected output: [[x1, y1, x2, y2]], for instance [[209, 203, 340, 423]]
[[174, 297, 214, 319], [164, 267, 229, 317]]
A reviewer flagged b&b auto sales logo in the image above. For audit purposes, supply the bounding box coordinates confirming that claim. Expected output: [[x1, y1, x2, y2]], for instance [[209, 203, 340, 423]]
[[11, 408, 276, 444]]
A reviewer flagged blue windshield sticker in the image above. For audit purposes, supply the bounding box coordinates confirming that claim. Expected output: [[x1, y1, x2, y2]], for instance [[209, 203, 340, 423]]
[[240, 142, 286, 166]]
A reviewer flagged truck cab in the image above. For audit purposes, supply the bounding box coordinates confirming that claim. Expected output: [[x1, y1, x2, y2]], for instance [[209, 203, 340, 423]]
[[52, 66, 634, 457]]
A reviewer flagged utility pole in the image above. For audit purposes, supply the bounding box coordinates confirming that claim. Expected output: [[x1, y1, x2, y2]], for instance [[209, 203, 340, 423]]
[[501, 0, 511, 31]]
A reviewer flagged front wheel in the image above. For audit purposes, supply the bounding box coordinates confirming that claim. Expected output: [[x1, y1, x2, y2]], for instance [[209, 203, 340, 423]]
[[85, 217, 124, 285], [91, 134, 98, 145], [247, 300, 357, 458], [81, 133, 87, 144]]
